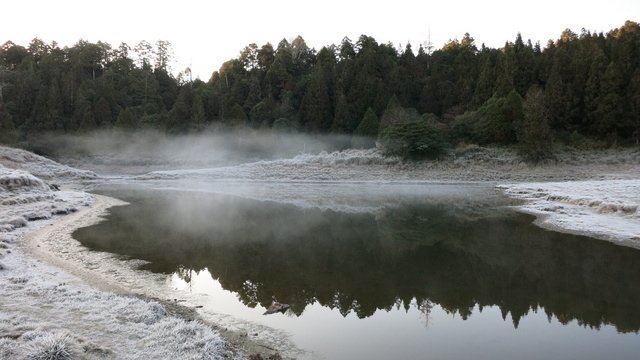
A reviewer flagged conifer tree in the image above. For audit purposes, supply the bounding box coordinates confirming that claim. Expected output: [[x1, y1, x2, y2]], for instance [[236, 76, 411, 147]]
[[628, 68, 640, 144], [352, 107, 379, 148], [114, 108, 136, 130], [191, 92, 205, 131], [0, 100, 17, 143], [228, 103, 247, 128], [517, 85, 553, 161]]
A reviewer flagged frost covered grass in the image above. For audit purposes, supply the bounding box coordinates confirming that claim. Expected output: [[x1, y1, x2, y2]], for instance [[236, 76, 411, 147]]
[[499, 180, 640, 247], [142, 146, 640, 183], [0, 164, 87, 232], [0, 276, 233, 358], [0, 145, 239, 360], [0, 145, 96, 181], [143, 148, 401, 182], [25, 332, 75, 360]]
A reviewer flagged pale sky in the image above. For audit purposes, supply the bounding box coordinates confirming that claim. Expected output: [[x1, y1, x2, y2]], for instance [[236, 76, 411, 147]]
[[2, 0, 638, 80]]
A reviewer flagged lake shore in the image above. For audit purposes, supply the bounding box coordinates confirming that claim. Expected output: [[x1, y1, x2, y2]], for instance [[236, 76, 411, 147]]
[[1, 144, 639, 358], [0, 146, 276, 359], [22, 192, 288, 359]]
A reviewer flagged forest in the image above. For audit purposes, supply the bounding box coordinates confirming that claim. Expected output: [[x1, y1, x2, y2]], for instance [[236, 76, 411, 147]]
[[0, 21, 639, 160]]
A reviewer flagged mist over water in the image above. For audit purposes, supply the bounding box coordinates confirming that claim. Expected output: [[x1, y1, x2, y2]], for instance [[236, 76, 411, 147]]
[[28, 130, 360, 175], [73, 184, 640, 360], [34, 130, 640, 359]]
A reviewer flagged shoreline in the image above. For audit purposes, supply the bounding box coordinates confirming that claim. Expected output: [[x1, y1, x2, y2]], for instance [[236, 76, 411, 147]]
[[2, 144, 639, 358], [24, 193, 130, 294], [18, 190, 292, 359]]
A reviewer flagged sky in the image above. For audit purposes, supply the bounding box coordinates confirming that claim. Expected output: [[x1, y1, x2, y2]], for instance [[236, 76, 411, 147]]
[[2, 0, 638, 80]]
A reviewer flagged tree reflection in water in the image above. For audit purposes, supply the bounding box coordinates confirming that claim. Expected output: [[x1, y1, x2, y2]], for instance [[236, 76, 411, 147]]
[[74, 187, 640, 333]]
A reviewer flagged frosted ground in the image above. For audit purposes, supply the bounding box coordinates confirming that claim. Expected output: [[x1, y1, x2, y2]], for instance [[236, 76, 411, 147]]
[[0, 147, 238, 359], [499, 180, 640, 247], [1, 143, 639, 359]]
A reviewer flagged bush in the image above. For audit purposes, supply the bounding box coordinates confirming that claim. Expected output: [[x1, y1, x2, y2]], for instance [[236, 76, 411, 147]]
[[378, 120, 449, 159], [272, 118, 297, 133], [451, 91, 522, 145], [26, 333, 75, 360], [352, 107, 379, 148]]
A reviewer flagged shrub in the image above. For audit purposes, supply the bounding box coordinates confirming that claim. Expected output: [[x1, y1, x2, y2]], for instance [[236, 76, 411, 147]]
[[378, 120, 449, 159], [27, 333, 74, 360], [272, 118, 297, 133], [352, 107, 379, 148]]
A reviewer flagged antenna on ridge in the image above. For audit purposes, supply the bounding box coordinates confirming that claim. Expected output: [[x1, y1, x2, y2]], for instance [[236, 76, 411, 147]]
[[422, 26, 434, 68], [422, 26, 434, 55]]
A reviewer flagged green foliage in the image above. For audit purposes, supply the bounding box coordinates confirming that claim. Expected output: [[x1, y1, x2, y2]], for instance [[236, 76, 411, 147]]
[[300, 65, 333, 132], [0, 101, 19, 143], [114, 108, 136, 130], [249, 99, 275, 128], [379, 120, 449, 159], [0, 21, 639, 148], [78, 104, 97, 132], [228, 103, 247, 128], [191, 92, 205, 131], [516, 86, 554, 161], [272, 117, 297, 133], [379, 95, 420, 133], [168, 86, 192, 133], [591, 62, 627, 142], [352, 107, 379, 148], [94, 97, 113, 128], [378, 107, 450, 159], [629, 69, 640, 145], [452, 91, 522, 145]]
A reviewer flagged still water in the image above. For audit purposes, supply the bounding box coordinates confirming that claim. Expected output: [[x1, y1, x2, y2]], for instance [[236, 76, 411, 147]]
[[74, 183, 640, 359]]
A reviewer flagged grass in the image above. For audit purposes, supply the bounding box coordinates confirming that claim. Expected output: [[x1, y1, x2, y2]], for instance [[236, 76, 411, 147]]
[[27, 333, 74, 360]]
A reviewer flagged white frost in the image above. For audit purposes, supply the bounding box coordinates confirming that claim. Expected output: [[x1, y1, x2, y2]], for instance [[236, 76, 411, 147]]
[[499, 180, 640, 247], [143, 148, 402, 182], [0, 145, 97, 180], [0, 146, 236, 359], [0, 164, 87, 232]]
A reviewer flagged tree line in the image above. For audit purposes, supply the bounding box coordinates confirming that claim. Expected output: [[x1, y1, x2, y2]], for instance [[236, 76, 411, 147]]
[[0, 21, 639, 159]]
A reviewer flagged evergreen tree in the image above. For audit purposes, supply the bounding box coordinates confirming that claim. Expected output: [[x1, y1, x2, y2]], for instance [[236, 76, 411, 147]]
[[168, 86, 193, 132], [78, 103, 97, 132], [191, 92, 205, 131], [272, 117, 296, 133], [517, 85, 553, 161], [0, 23, 638, 145], [114, 107, 136, 130], [228, 103, 247, 128], [593, 62, 624, 141], [249, 98, 275, 128], [331, 88, 355, 133], [628, 68, 640, 144], [379, 95, 403, 133], [584, 52, 608, 127], [266, 43, 293, 100], [28, 84, 48, 131], [0, 100, 17, 143], [300, 66, 332, 132], [46, 79, 63, 130], [472, 49, 498, 107], [352, 107, 379, 148]]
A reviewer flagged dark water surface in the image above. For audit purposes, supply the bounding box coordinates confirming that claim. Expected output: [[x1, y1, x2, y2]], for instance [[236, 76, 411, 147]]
[[74, 184, 640, 359]]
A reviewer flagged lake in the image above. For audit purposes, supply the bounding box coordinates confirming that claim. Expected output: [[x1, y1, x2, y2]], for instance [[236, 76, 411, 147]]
[[73, 183, 640, 359]]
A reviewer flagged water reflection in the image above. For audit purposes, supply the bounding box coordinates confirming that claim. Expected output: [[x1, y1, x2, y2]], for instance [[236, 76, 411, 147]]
[[74, 186, 640, 333]]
